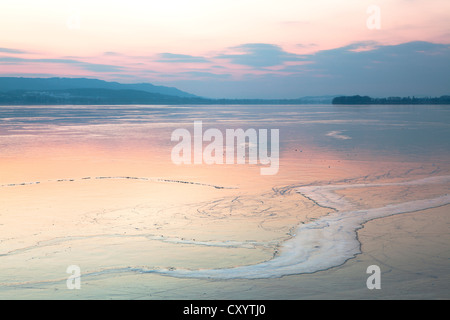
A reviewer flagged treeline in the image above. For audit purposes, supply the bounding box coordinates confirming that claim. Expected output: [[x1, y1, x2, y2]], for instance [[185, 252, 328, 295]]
[[332, 95, 450, 105]]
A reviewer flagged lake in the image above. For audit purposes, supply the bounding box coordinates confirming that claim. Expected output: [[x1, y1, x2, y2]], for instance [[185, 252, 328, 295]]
[[0, 104, 449, 299]]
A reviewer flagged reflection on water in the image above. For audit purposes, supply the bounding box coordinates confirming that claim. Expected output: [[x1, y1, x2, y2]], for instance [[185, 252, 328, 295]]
[[0, 104, 449, 298]]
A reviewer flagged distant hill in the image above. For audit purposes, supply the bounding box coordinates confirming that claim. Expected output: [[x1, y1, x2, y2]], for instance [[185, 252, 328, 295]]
[[0, 77, 197, 98], [0, 77, 339, 105], [332, 95, 450, 105]]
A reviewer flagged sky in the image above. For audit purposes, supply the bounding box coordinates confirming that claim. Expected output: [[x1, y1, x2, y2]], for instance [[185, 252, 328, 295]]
[[0, 0, 449, 98]]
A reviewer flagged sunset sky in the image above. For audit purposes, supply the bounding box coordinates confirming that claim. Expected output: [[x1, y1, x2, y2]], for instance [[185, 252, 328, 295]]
[[0, 0, 449, 98]]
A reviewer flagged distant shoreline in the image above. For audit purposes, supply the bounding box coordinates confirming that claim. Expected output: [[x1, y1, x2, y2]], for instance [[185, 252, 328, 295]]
[[2, 77, 449, 106], [332, 95, 450, 105], [1, 92, 450, 106], [0, 89, 333, 105], [0, 77, 334, 105]]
